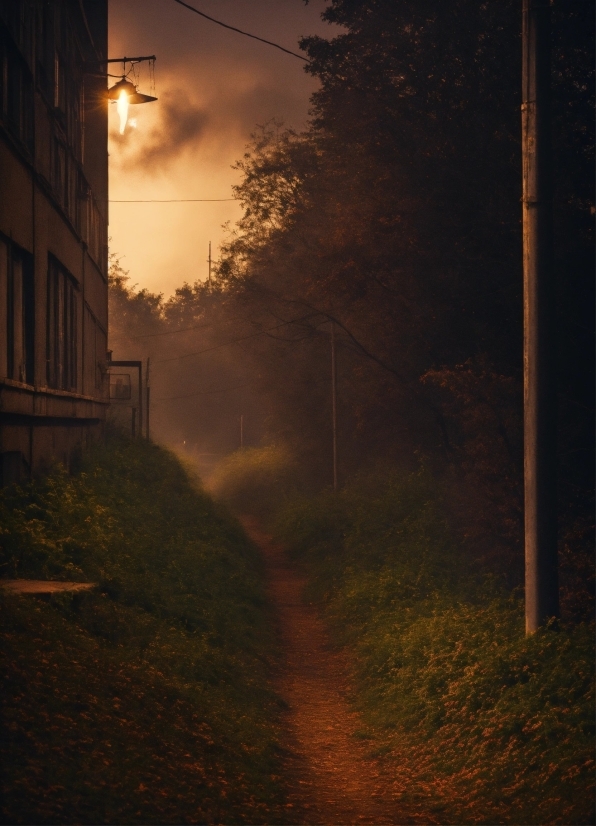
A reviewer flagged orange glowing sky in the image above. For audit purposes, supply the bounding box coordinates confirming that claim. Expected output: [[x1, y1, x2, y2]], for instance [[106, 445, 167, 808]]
[[108, 0, 338, 297]]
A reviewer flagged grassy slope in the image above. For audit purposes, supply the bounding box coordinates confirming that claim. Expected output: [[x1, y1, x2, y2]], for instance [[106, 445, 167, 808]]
[[275, 470, 595, 825], [0, 434, 292, 825]]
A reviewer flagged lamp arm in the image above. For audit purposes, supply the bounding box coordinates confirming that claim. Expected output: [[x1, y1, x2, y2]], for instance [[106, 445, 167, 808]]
[[96, 55, 156, 65], [84, 56, 156, 73]]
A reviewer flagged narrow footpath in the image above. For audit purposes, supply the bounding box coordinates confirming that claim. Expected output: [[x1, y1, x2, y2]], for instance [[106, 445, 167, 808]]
[[241, 518, 438, 826]]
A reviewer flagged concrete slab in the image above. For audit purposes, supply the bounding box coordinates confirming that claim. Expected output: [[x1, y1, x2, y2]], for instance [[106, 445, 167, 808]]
[[0, 580, 97, 594]]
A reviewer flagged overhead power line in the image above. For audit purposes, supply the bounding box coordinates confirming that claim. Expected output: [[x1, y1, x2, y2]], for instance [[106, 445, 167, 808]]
[[130, 321, 213, 338], [170, 0, 309, 62], [110, 321, 213, 340], [117, 307, 324, 341], [152, 382, 251, 403], [153, 313, 320, 365], [109, 198, 238, 203]]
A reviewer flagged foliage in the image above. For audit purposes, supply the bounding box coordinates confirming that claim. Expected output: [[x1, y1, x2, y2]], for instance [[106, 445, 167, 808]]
[[219, 124, 315, 281], [275, 471, 595, 825], [107, 250, 267, 460], [108, 251, 164, 339], [209, 0, 593, 581], [107, 0, 593, 587], [207, 444, 300, 518], [0, 434, 295, 824]]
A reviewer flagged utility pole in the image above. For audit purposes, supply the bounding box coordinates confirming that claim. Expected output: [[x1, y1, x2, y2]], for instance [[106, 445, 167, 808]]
[[208, 241, 212, 287], [146, 357, 151, 440], [331, 321, 338, 492], [522, 0, 558, 632]]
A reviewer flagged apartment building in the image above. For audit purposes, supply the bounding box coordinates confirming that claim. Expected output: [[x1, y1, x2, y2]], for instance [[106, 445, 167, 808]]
[[0, 0, 109, 484]]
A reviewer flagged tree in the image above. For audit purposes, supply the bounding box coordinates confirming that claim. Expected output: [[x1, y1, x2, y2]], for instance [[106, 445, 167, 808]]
[[211, 0, 592, 607]]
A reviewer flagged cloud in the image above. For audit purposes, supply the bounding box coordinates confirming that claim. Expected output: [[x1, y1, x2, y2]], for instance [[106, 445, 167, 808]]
[[110, 88, 209, 171]]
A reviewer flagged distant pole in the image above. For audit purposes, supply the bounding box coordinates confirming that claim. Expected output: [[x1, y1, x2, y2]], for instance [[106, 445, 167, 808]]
[[522, 0, 558, 632], [208, 241, 212, 287], [146, 357, 151, 440], [331, 321, 338, 492], [138, 362, 143, 440], [240, 414, 244, 449]]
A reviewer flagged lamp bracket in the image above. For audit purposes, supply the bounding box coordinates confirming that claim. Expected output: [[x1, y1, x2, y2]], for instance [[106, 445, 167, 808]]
[[103, 56, 156, 65], [85, 56, 156, 74]]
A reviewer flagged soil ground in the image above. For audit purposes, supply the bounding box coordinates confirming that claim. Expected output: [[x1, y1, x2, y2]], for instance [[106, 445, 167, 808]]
[[241, 517, 440, 826]]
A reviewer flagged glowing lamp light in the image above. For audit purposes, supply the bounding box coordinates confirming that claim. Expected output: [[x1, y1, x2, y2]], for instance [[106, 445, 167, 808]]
[[116, 88, 129, 134], [107, 77, 157, 134]]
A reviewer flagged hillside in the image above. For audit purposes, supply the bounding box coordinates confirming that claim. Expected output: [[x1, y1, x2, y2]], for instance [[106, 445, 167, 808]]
[[0, 433, 291, 824]]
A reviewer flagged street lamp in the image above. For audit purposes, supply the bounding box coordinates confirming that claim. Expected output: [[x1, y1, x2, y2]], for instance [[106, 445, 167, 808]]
[[88, 55, 159, 134], [107, 76, 157, 134]]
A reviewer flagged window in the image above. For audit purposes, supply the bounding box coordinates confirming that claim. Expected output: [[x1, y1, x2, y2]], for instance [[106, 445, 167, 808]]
[[109, 374, 131, 400], [0, 22, 34, 153], [0, 3, 34, 67], [86, 195, 107, 271], [51, 135, 66, 209], [54, 50, 83, 162], [46, 257, 78, 391], [0, 239, 34, 385], [34, 2, 55, 104]]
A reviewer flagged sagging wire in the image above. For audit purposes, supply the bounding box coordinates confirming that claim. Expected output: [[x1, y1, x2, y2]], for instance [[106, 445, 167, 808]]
[[170, 0, 309, 62], [152, 382, 252, 403], [153, 313, 321, 365]]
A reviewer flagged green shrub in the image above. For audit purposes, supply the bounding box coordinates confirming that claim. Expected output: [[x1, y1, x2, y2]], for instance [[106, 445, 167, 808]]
[[275, 469, 595, 825], [207, 444, 299, 518]]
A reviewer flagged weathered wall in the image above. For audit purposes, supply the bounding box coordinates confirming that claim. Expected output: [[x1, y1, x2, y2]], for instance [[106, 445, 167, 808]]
[[0, 1, 109, 484]]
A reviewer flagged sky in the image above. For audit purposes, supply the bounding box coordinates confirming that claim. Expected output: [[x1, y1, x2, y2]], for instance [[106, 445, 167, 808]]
[[107, 0, 339, 297]]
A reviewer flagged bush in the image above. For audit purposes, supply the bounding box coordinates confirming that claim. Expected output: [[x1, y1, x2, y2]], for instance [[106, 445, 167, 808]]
[[0, 433, 292, 824], [207, 444, 299, 518], [275, 469, 595, 825]]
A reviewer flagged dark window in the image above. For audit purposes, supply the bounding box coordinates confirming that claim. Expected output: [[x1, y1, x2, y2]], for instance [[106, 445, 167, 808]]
[[52, 5, 83, 163], [35, 2, 55, 103], [109, 374, 131, 400], [46, 257, 78, 391], [87, 195, 107, 271], [0, 3, 34, 67], [0, 22, 34, 153], [6, 242, 34, 385], [51, 135, 68, 212]]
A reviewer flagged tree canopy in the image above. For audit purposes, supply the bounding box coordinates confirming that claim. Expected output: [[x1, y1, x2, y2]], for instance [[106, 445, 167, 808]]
[[109, 0, 593, 616]]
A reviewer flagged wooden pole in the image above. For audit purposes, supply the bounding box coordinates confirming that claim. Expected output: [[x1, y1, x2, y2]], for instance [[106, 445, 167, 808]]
[[146, 357, 150, 440], [137, 362, 143, 440], [522, 0, 558, 632], [331, 321, 338, 492]]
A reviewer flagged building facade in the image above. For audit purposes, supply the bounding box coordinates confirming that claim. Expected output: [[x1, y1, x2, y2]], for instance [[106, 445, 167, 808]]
[[0, 0, 109, 484]]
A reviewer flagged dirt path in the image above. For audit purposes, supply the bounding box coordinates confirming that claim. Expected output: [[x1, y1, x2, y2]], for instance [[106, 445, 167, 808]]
[[241, 518, 435, 826]]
